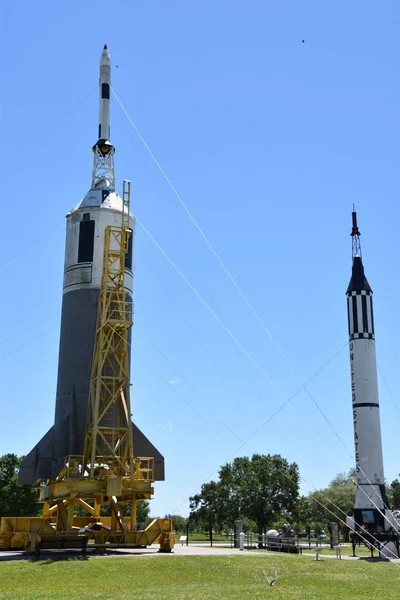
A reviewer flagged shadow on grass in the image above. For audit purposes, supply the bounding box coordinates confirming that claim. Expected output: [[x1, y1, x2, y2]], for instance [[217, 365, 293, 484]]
[[32, 555, 90, 565], [357, 556, 391, 562], [0, 548, 165, 563]]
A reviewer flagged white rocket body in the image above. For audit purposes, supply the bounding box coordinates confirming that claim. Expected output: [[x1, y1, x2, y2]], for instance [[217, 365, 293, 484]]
[[64, 192, 134, 297], [98, 45, 111, 140], [346, 255, 389, 530]]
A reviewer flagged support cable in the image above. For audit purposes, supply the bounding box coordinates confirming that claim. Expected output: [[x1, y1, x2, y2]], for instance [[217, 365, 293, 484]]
[[111, 86, 290, 358], [0, 330, 54, 358], [135, 219, 400, 533], [137, 248, 253, 420], [1, 88, 96, 270], [5, 88, 96, 185], [142, 331, 249, 447], [130, 345, 239, 452], [136, 216, 285, 399], [177, 429, 400, 562], [0, 311, 60, 347], [113, 89, 387, 497]]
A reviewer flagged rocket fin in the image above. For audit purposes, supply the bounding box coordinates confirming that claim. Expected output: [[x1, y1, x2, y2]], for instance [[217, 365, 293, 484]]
[[132, 421, 165, 481], [18, 426, 58, 485], [19, 422, 165, 485]]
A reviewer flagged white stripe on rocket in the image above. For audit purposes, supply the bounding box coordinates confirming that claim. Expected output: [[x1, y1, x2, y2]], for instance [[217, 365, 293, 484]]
[[99, 45, 111, 140], [366, 295, 373, 336], [348, 297, 354, 334]]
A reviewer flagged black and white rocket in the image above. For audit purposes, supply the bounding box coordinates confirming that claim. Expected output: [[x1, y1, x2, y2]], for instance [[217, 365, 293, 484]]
[[19, 46, 164, 484], [346, 210, 390, 531]]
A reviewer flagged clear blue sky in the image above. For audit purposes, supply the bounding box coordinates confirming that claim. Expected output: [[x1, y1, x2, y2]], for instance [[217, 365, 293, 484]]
[[1, 1, 399, 518]]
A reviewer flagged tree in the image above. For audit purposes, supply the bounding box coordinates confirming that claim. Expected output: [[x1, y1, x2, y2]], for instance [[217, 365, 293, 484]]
[[190, 454, 300, 536], [165, 514, 188, 533], [75, 498, 151, 526], [223, 454, 299, 536], [292, 495, 313, 533], [135, 500, 151, 527], [189, 480, 231, 533], [0, 454, 40, 517], [389, 479, 400, 510], [307, 469, 356, 528]]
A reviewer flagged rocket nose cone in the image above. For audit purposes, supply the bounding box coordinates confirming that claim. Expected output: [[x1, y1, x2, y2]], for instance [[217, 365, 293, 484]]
[[100, 45, 111, 65], [346, 256, 372, 294]]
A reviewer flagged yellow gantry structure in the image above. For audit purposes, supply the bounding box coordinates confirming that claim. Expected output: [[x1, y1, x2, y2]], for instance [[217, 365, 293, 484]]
[[84, 179, 134, 478], [0, 180, 174, 552]]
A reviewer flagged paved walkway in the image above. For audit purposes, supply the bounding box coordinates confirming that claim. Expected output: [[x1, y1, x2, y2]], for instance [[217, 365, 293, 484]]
[[1, 543, 398, 562]]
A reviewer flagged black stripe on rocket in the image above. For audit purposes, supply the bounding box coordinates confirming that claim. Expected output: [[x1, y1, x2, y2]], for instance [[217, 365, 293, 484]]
[[101, 83, 110, 99], [347, 290, 375, 340]]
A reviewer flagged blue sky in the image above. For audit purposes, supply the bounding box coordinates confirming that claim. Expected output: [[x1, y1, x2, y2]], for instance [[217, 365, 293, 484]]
[[1, 1, 399, 518]]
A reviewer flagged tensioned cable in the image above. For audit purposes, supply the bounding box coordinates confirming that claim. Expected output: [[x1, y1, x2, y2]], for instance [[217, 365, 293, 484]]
[[113, 330, 397, 558], [112, 87, 288, 356], [112, 89, 363, 460], [181, 410, 400, 561], [130, 345, 238, 451], [136, 217, 356, 462], [114, 332, 399, 560], [5, 85, 369, 493], [177, 415, 400, 562], [142, 330, 249, 447], [137, 248, 254, 421], [0, 220, 64, 272], [0, 330, 54, 358], [170, 344, 346, 514], [0, 311, 60, 347], [376, 357, 400, 422], [4, 85, 394, 545], [378, 362, 400, 437], [113, 90, 400, 534], [7, 82, 392, 546], [5, 88, 96, 185], [1, 88, 97, 270], [136, 216, 285, 399], [94, 225, 399, 555], [140, 242, 348, 457], [135, 218, 399, 533]]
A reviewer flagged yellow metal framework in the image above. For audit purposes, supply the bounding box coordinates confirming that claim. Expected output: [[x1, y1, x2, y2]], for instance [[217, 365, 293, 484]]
[[83, 179, 134, 478]]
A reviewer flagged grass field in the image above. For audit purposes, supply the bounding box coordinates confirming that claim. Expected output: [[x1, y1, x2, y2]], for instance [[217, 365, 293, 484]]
[[0, 554, 399, 599]]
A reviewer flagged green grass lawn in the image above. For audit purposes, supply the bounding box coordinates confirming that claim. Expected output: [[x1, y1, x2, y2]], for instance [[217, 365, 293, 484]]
[[0, 554, 399, 599]]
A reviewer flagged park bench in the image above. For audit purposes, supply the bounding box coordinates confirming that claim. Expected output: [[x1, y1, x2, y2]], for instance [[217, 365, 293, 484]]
[[265, 536, 302, 555], [35, 535, 88, 558], [179, 536, 187, 546]]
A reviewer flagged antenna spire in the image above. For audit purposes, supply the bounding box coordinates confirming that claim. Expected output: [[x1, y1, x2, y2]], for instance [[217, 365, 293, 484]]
[[351, 206, 362, 259]]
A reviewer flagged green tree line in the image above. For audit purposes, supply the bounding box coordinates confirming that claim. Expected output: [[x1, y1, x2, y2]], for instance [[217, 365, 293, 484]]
[[2, 453, 400, 535], [0, 454, 150, 525]]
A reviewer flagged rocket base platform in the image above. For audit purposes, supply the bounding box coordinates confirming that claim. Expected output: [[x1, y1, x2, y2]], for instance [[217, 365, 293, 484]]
[[1, 454, 175, 553], [346, 512, 400, 559], [0, 516, 175, 553]]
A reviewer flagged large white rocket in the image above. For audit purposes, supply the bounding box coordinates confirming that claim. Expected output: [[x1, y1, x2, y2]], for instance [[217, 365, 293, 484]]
[[19, 46, 164, 484], [346, 210, 390, 531]]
